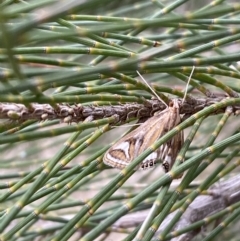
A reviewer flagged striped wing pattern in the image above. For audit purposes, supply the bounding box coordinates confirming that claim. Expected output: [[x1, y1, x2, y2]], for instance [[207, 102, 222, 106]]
[[103, 99, 183, 172]]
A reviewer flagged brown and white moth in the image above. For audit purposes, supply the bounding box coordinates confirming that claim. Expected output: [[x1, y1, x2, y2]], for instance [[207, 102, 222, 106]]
[[103, 99, 184, 172]]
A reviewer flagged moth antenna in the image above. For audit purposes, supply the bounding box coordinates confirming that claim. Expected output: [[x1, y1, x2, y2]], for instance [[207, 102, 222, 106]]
[[136, 70, 168, 108], [111, 123, 140, 128], [182, 66, 195, 104]]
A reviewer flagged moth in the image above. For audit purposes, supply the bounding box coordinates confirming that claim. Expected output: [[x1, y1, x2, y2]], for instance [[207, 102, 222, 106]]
[[103, 99, 184, 172]]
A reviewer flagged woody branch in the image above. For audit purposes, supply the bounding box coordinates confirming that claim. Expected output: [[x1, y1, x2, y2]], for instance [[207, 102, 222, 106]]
[[0, 96, 239, 123]]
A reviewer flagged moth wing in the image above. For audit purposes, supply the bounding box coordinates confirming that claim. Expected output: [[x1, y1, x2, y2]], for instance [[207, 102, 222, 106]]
[[162, 129, 184, 173], [141, 105, 183, 171], [104, 98, 184, 172], [104, 111, 169, 170]]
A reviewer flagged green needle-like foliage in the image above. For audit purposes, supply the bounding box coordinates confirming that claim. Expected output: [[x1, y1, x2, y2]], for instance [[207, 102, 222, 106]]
[[0, 1, 240, 241]]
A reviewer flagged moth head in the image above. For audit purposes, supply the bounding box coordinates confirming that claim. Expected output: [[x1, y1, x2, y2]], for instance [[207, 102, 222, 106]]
[[169, 101, 174, 108], [169, 99, 180, 112]]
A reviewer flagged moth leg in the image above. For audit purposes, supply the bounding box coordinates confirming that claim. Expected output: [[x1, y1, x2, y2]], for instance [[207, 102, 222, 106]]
[[126, 110, 138, 120], [136, 117, 149, 124], [109, 114, 121, 125]]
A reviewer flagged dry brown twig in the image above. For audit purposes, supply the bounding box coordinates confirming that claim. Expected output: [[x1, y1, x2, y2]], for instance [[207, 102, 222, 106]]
[[0, 95, 239, 124]]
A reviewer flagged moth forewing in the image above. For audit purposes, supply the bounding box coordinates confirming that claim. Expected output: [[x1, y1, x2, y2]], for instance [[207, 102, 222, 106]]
[[162, 130, 184, 173], [103, 114, 165, 169], [103, 99, 184, 172]]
